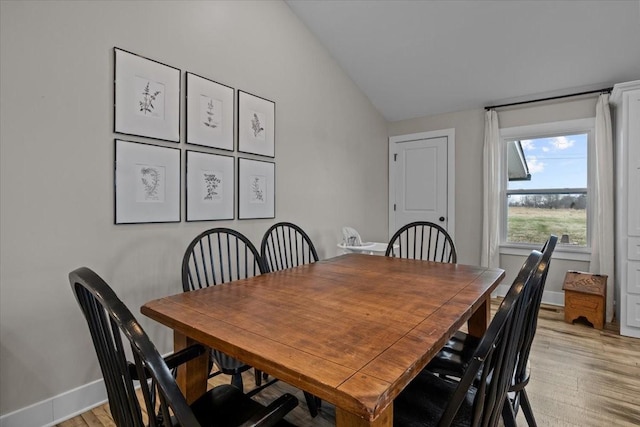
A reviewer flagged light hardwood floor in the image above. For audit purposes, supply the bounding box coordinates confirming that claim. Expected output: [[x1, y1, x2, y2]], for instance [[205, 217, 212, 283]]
[[57, 301, 640, 427]]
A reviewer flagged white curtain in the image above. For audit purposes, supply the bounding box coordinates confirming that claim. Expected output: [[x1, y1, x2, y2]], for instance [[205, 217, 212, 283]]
[[590, 94, 615, 322], [481, 110, 501, 268]]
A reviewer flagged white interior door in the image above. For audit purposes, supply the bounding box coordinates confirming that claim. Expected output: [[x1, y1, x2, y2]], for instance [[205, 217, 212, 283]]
[[389, 130, 455, 239]]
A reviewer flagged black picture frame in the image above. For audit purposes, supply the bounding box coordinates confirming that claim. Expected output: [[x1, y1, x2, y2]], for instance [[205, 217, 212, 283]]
[[114, 47, 181, 142], [237, 90, 275, 157], [114, 139, 181, 224], [238, 157, 275, 219], [186, 72, 234, 151], [185, 150, 235, 222]]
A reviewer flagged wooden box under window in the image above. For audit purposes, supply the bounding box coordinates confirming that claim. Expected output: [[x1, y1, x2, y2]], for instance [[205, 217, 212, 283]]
[[563, 270, 607, 330]]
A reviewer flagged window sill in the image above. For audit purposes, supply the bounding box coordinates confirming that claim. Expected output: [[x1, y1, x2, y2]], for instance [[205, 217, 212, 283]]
[[499, 244, 591, 262]]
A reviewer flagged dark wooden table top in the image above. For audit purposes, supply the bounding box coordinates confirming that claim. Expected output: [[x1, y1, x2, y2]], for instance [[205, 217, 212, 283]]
[[142, 254, 504, 426]]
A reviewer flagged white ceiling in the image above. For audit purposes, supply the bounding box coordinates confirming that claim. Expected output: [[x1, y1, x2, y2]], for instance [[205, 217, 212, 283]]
[[286, 0, 640, 122]]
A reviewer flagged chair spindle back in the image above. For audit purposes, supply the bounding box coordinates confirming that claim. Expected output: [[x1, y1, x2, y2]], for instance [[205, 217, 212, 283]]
[[261, 222, 319, 272], [70, 267, 199, 427], [182, 228, 264, 292], [512, 235, 558, 388], [386, 221, 457, 263], [440, 250, 542, 426]]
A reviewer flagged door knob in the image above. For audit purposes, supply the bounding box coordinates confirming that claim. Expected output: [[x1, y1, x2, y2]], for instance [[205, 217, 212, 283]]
[[439, 216, 445, 222]]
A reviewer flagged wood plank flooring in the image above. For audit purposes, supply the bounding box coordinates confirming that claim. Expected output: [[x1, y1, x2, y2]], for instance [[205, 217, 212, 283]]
[[57, 301, 640, 427]]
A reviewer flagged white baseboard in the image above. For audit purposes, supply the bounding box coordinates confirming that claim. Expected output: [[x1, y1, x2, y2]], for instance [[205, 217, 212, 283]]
[[493, 284, 564, 307], [0, 379, 107, 427]]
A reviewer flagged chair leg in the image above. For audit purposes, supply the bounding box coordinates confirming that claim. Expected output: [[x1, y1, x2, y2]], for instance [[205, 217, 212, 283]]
[[521, 390, 538, 427], [231, 373, 244, 391], [255, 369, 262, 387], [501, 398, 518, 427], [304, 391, 320, 417]]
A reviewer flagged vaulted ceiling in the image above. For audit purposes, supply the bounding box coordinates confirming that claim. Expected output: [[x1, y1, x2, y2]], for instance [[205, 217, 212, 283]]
[[286, 1, 640, 121]]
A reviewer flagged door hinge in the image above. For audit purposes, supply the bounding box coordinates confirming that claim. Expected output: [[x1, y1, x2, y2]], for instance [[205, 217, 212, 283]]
[[394, 204, 396, 211], [394, 153, 397, 161]]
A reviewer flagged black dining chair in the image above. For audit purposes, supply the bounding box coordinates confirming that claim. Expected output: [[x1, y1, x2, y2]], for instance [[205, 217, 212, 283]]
[[69, 267, 298, 427], [393, 250, 543, 427], [260, 222, 319, 273], [260, 222, 322, 417], [182, 228, 266, 392], [424, 236, 557, 427], [385, 221, 457, 263]]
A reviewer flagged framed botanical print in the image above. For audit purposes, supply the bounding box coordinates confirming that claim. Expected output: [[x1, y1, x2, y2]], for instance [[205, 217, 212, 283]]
[[238, 158, 275, 219], [114, 139, 181, 224], [238, 90, 275, 157], [114, 48, 181, 142], [186, 150, 234, 221], [186, 73, 234, 151]]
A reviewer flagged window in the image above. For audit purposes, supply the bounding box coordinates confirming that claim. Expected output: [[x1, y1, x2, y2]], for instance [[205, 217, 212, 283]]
[[501, 119, 594, 251]]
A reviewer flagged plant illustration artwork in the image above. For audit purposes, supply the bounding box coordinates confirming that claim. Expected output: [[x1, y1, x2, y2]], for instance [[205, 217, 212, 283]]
[[202, 170, 223, 202], [238, 158, 274, 219], [199, 94, 222, 132], [115, 48, 180, 141], [186, 151, 234, 221], [238, 91, 274, 157], [136, 164, 165, 202], [249, 175, 266, 203], [141, 167, 160, 199], [204, 99, 217, 127], [250, 111, 266, 140], [140, 82, 160, 114], [135, 76, 165, 119], [116, 138, 180, 224]]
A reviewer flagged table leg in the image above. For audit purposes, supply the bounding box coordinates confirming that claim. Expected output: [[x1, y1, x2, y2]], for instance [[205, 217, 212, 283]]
[[467, 296, 491, 338], [174, 331, 208, 404], [336, 402, 392, 427]]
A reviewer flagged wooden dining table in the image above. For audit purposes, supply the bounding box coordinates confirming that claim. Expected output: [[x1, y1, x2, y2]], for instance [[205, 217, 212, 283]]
[[141, 253, 504, 427]]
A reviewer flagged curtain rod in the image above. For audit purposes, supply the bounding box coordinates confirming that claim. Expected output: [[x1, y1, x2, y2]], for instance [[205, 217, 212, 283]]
[[485, 87, 612, 111]]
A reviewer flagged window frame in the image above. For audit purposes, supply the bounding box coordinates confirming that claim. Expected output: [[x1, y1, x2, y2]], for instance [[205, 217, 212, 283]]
[[499, 118, 595, 261]]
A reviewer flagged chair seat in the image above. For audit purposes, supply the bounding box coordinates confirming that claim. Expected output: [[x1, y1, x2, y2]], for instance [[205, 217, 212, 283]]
[[428, 328, 532, 389], [394, 371, 476, 427], [425, 331, 479, 378], [190, 385, 296, 427]]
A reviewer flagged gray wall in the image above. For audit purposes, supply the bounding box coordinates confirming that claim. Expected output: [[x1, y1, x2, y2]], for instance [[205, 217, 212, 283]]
[[388, 97, 597, 300], [0, 0, 388, 416]]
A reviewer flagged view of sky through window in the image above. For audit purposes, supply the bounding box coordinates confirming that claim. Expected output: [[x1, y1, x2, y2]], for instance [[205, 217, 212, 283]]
[[508, 133, 588, 190]]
